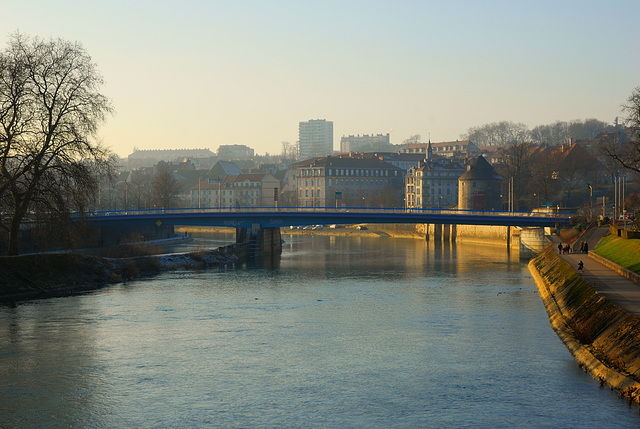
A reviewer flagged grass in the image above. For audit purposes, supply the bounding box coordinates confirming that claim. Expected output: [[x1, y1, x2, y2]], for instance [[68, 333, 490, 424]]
[[593, 235, 640, 274]]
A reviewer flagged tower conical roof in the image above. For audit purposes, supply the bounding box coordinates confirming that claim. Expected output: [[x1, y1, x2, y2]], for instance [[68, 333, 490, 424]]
[[458, 155, 502, 181]]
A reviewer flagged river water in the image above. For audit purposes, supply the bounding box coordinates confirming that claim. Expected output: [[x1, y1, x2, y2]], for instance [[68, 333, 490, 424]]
[[1, 232, 639, 428]]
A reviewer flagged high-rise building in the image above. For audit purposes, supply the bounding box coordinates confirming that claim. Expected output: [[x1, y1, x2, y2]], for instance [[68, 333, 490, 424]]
[[299, 119, 333, 160]]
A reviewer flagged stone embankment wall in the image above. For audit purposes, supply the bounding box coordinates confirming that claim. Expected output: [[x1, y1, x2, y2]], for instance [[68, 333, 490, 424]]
[[529, 246, 640, 402], [376, 223, 518, 245], [379, 223, 548, 256], [455, 224, 514, 246]]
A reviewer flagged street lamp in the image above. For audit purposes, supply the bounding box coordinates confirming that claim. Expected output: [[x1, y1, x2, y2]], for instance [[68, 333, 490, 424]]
[[587, 184, 593, 222]]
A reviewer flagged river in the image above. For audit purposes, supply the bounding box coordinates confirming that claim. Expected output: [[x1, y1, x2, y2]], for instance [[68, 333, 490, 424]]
[[1, 232, 639, 428]]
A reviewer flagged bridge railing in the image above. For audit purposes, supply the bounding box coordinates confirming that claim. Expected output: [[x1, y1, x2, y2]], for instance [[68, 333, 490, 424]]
[[80, 206, 570, 220]]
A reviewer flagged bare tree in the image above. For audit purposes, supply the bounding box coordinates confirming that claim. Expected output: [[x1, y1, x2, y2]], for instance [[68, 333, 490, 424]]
[[529, 147, 561, 206], [0, 33, 113, 255], [568, 118, 608, 139], [403, 135, 421, 145], [281, 141, 298, 161], [602, 86, 640, 173], [531, 121, 569, 146], [497, 142, 536, 210], [555, 144, 597, 207], [463, 121, 530, 146], [151, 169, 181, 209]]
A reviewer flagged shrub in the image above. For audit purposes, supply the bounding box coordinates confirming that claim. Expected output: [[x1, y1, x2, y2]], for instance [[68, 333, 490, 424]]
[[570, 215, 587, 227], [559, 228, 579, 243], [120, 261, 140, 279]]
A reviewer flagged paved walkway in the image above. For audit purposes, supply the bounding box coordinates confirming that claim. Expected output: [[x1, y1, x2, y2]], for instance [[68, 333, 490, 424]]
[[551, 227, 640, 317]]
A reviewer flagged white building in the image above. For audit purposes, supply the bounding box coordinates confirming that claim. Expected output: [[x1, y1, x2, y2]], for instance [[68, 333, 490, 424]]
[[299, 119, 333, 161]]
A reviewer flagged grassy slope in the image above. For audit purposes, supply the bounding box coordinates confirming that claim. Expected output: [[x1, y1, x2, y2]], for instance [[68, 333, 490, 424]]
[[592, 235, 640, 274]]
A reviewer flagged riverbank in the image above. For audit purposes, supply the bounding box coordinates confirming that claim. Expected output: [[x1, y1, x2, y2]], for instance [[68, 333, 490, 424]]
[[529, 245, 640, 402], [0, 249, 237, 303]]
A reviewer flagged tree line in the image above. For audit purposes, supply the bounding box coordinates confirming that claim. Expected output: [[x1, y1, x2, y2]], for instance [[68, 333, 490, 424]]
[[462, 118, 610, 147]]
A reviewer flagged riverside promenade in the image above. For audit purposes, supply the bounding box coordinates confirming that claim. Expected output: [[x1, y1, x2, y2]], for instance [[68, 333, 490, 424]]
[[551, 227, 640, 317]]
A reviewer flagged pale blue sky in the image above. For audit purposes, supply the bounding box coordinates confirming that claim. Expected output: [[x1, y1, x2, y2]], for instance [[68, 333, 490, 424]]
[[2, 0, 639, 157]]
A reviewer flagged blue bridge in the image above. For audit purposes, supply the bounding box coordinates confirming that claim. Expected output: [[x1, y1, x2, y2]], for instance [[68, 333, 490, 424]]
[[84, 206, 568, 229], [82, 207, 570, 257]]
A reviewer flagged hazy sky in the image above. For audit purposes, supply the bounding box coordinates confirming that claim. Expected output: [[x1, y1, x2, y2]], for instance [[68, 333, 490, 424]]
[[2, 0, 639, 157]]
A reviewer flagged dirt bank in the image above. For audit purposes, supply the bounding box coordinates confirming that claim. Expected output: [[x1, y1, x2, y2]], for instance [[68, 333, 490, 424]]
[[529, 245, 640, 402], [0, 250, 237, 303]]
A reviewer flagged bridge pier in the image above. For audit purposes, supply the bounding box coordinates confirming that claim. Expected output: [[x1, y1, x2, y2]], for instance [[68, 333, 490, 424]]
[[424, 224, 456, 243], [519, 227, 546, 258], [236, 225, 282, 257]]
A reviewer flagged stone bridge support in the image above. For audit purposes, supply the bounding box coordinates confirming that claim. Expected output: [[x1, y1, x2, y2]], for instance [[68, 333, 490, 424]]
[[236, 225, 282, 257], [423, 224, 456, 243], [519, 227, 546, 258]]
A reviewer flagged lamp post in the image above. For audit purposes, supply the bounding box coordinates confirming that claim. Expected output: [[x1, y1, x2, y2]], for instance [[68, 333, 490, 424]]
[[623, 175, 627, 230], [587, 185, 593, 222]]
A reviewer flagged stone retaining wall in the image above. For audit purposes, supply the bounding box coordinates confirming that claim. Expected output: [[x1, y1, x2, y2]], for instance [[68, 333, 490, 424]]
[[529, 247, 640, 402]]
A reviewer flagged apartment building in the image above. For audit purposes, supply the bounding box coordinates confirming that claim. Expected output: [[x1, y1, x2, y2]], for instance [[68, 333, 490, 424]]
[[295, 155, 403, 208], [190, 173, 280, 208], [299, 119, 333, 160], [405, 158, 466, 209]]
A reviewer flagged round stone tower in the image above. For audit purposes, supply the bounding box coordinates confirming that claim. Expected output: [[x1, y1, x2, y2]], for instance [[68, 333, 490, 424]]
[[458, 155, 503, 210]]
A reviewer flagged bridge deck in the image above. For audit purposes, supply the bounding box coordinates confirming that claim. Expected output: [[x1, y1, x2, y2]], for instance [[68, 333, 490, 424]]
[[81, 207, 569, 228]]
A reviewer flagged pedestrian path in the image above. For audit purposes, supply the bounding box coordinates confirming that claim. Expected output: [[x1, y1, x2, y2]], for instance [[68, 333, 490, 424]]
[[551, 227, 640, 317]]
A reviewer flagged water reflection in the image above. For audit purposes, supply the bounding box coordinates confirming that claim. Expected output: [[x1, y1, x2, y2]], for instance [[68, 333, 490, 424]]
[[1, 233, 639, 428]]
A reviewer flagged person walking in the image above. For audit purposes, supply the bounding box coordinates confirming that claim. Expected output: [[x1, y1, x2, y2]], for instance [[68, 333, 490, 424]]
[[558, 243, 563, 254], [584, 241, 589, 254]]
